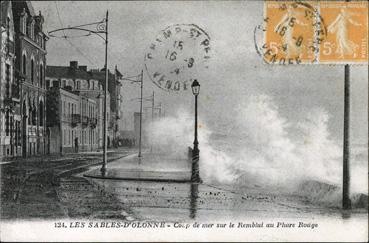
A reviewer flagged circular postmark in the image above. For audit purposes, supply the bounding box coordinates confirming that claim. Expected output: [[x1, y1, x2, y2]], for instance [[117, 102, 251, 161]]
[[254, 1, 327, 64], [144, 24, 211, 92]]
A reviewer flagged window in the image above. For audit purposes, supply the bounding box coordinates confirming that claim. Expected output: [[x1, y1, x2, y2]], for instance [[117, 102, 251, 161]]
[[5, 64, 10, 98], [6, 18, 10, 40], [52, 80, 58, 88], [28, 105, 32, 125], [68, 103, 71, 117], [16, 121, 21, 146], [30, 21, 34, 39], [26, 21, 29, 36], [21, 15, 26, 34], [39, 65, 43, 87], [63, 101, 66, 117], [31, 59, 34, 84], [39, 101, 44, 126], [32, 103, 36, 125], [5, 111, 10, 136], [10, 116, 13, 137], [22, 55, 27, 75]]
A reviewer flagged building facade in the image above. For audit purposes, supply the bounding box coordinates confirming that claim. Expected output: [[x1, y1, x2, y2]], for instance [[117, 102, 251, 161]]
[[89, 67, 122, 147], [1, 1, 48, 158], [13, 1, 48, 157], [0, 1, 18, 157], [46, 61, 102, 153]]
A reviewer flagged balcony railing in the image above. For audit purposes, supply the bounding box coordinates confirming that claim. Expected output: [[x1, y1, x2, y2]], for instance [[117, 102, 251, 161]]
[[82, 115, 89, 127], [90, 117, 97, 128], [71, 114, 81, 127]]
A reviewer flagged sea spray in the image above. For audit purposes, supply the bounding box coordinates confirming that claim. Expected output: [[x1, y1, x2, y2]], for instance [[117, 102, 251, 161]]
[[145, 94, 367, 195], [296, 108, 341, 184], [146, 108, 193, 157]]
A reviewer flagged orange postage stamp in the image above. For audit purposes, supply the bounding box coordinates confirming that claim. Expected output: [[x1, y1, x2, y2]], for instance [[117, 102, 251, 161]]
[[262, 1, 368, 64], [319, 1, 368, 63]]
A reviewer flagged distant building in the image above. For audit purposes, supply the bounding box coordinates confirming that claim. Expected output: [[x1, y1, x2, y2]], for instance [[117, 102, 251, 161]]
[[11, 1, 49, 157], [0, 1, 18, 157], [46, 62, 101, 153], [89, 66, 122, 147]]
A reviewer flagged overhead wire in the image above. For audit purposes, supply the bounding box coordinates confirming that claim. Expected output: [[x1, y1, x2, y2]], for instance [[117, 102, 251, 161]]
[[54, 1, 98, 66]]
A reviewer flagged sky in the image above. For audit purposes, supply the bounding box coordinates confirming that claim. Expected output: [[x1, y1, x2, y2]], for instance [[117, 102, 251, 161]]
[[33, 1, 368, 145]]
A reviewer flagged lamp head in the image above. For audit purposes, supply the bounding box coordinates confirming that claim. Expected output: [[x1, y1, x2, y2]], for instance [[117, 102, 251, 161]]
[[191, 79, 200, 96]]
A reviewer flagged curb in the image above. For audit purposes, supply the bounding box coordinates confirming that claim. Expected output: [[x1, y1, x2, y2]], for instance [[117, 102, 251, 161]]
[[83, 173, 195, 184], [56, 153, 132, 178]]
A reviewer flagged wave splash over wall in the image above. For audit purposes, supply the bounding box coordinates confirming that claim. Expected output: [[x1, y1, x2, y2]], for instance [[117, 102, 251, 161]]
[[146, 95, 367, 196]]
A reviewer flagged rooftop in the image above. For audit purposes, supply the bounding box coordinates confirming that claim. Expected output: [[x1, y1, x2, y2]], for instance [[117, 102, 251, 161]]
[[46, 64, 92, 80]]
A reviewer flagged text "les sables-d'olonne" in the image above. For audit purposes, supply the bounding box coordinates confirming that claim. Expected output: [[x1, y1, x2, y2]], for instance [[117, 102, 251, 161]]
[[55, 221, 318, 229]]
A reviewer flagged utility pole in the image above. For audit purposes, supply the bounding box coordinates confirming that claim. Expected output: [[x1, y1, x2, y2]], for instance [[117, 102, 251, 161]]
[[138, 69, 143, 158], [118, 72, 143, 157], [48, 12, 109, 169], [343, 64, 351, 210], [101, 10, 108, 174], [342, 0, 351, 211]]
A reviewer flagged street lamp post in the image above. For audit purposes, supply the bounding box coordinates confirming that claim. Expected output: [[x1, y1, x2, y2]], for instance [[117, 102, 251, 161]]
[[138, 70, 143, 157], [101, 11, 109, 174], [191, 79, 201, 183]]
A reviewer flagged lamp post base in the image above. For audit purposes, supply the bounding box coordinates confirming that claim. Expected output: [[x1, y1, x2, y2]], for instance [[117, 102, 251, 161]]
[[191, 148, 202, 183]]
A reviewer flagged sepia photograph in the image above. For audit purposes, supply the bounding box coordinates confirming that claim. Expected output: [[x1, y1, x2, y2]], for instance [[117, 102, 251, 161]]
[[0, 0, 368, 241]]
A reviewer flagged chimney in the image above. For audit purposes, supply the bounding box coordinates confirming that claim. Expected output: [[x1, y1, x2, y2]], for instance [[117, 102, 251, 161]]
[[79, 65, 87, 72], [70, 61, 78, 69]]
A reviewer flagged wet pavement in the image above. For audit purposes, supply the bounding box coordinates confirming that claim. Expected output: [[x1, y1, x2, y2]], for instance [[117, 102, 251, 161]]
[[84, 153, 191, 182], [88, 177, 354, 223], [84, 152, 368, 222], [1, 149, 367, 224], [0, 148, 137, 220]]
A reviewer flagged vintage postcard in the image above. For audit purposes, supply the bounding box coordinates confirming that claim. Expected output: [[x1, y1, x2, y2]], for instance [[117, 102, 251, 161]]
[[0, 0, 368, 242]]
